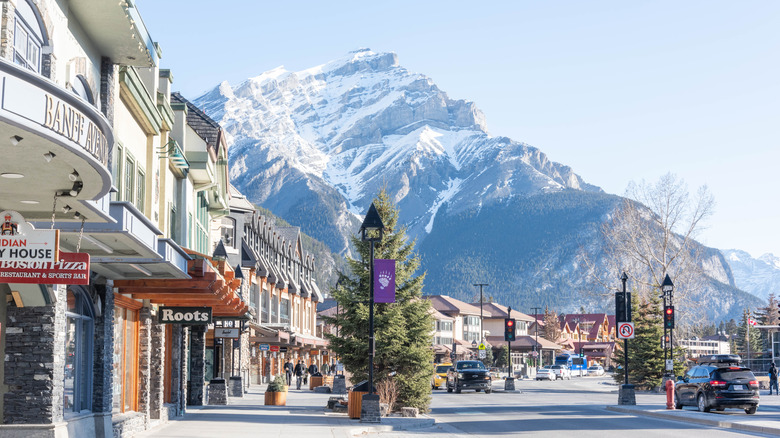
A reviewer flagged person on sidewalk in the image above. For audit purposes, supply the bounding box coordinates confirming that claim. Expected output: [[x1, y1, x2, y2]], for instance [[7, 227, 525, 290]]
[[284, 359, 293, 386], [322, 362, 330, 375], [294, 360, 304, 390], [769, 362, 778, 395], [308, 361, 319, 376]]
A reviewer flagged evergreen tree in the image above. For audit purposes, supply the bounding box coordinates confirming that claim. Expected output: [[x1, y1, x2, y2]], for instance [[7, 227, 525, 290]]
[[756, 293, 780, 351], [323, 190, 433, 411], [613, 293, 683, 389], [495, 344, 510, 370], [736, 308, 762, 366]]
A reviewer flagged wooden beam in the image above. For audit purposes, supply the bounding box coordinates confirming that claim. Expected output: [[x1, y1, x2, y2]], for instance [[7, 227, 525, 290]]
[[120, 287, 217, 295], [113, 276, 216, 289]]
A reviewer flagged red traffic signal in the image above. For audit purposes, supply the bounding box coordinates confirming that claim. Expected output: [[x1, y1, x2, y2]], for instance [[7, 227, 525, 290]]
[[664, 305, 675, 329], [504, 318, 516, 341]]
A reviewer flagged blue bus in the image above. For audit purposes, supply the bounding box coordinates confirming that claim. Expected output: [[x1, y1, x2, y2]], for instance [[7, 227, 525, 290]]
[[555, 352, 588, 375]]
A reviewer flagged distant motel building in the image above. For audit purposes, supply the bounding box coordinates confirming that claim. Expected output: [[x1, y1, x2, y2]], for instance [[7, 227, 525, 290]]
[[0, 1, 324, 437]]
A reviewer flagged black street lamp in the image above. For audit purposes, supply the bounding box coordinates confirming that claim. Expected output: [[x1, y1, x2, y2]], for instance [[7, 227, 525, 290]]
[[474, 283, 488, 345], [661, 274, 674, 376], [360, 203, 384, 397]]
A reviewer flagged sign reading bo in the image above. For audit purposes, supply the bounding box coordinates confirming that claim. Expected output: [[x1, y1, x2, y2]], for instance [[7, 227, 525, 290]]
[[158, 307, 212, 325]]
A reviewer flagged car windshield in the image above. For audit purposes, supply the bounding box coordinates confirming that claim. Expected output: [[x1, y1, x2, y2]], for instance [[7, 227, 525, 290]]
[[436, 365, 450, 373], [551, 365, 562, 369], [457, 361, 486, 370], [717, 370, 755, 380]]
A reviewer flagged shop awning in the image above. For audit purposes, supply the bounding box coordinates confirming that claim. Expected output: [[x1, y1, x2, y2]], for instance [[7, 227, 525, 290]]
[[113, 250, 249, 317]]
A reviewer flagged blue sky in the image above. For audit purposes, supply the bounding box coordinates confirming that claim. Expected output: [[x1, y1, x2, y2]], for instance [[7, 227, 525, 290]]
[[137, 1, 780, 258]]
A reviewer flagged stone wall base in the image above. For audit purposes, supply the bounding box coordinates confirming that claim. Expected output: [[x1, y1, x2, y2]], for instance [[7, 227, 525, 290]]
[[0, 422, 68, 438], [112, 411, 148, 438]]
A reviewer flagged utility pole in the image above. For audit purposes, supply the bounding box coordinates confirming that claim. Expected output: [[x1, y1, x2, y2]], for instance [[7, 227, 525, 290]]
[[474, 283, 488, 344], [531, 306, 542, 369]]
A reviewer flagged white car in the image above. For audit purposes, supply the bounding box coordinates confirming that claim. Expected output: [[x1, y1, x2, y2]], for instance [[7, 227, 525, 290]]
[[587, 365, 605, 376], [535, 366, 555, 381], [550, 364, 571, 380]]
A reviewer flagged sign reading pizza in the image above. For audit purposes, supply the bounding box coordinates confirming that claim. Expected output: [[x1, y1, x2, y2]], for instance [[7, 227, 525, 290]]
[[0, 251, 89, 285], [0, 211, 59, 263]]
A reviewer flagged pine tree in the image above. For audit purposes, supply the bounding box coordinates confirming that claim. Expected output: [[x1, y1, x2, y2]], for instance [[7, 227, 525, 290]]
[[756, 293, 780, 351], [323, 190, 433, 411], [613, 293, 677, 389], [495, 344, 510, 370], [736, 308, 762, 367]]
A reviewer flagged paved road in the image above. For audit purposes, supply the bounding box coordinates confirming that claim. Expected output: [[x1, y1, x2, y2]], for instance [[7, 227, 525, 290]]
[[373, 376, 779, 437]]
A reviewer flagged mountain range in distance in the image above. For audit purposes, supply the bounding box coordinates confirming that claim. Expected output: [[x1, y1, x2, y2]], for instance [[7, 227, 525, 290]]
[[192, 49, 774, 322]]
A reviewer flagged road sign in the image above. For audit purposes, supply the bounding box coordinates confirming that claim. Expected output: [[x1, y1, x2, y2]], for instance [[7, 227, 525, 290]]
[[478, 349, 486, 359], [478, 343, 486, 350], [665, 359, 674, 371], [617, 322, 635, 339]]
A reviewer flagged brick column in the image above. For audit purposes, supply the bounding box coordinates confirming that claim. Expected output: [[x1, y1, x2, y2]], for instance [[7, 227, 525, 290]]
[[99, 57, 115, 127], [3, 284, 66, 424], [187, 326, 206, 406], [149, 312, 165, 419]]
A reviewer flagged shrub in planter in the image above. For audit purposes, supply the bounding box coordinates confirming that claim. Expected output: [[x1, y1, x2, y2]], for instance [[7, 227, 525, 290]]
[[264, 375, 288, 406]]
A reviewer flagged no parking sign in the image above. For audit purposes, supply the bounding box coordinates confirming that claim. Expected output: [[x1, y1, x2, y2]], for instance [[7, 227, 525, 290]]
[[617, 322, 635, 339]]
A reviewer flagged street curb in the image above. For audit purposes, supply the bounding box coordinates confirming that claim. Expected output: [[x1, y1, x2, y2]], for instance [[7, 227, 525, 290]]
[[347, 416, 436, 435], [605, 405, 780, 436]]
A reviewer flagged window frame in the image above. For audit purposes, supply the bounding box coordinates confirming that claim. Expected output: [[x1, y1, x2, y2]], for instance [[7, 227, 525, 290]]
[[63, 287, 95, 416]]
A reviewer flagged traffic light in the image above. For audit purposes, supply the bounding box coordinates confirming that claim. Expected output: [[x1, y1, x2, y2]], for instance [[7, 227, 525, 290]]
[[664, 305, 675, 329], [504, 318, 516, 341], [616, 292, 632, 323]]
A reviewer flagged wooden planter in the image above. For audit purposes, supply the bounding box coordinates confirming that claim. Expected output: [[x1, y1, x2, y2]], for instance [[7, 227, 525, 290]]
[[310, 376, 324, 390], [348, 391, 367, 419], [264, 390, 287, 406]]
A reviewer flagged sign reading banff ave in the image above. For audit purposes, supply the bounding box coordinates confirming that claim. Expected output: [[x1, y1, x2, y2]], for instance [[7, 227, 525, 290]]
[[158, 307, 212, 324]]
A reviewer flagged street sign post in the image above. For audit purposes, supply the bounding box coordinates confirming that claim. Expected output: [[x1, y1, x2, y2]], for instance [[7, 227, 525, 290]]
[[617, 322, 635, 339]]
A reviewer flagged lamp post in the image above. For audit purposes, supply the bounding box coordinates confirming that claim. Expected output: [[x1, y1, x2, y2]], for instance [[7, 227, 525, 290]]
[[661, 274, 674, 376], [359, 203, 384, 399], [474, 283, 488, 345], [531, 306, 542, 369], [621, 272, 629, 386]]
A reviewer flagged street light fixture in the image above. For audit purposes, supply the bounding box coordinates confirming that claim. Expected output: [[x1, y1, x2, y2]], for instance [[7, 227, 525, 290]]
[[474, 283, 488, 345], [360, 203, 384, 399]]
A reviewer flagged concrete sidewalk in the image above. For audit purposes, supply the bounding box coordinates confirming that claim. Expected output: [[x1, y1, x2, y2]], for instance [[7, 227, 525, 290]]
[[606, 394, 780, 436], [137, 385, 434, 438]]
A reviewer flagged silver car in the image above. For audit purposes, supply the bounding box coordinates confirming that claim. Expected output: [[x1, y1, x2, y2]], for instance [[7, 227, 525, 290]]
[[536, 366, 555, 381]]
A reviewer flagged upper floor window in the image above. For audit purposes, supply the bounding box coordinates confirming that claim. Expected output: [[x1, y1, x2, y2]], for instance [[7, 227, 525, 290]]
[[71, 75, 95, 104], [221, 217, 236, 248], [13, 1, 45, 73]]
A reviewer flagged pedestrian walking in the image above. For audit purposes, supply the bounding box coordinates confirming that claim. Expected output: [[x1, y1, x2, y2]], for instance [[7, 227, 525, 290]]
[[769, 362, 778, 395], [294, 360, 304, 390], [322, 362, 330, 375], [308, 361, 319, 376], [284, 359, 293, 386]]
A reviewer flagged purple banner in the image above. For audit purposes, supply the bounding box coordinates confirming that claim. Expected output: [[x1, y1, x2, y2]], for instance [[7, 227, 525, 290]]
[[374, 259, 396, 303]]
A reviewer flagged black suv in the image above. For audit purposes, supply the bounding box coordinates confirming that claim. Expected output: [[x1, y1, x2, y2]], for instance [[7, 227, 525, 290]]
[[675, 354, 759, 414], [446, 360, 492, 393]]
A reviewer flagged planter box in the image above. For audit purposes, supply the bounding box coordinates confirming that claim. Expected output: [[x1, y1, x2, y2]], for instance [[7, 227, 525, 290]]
[[264, 390, 287, 406], [310, 376, 324, 390]]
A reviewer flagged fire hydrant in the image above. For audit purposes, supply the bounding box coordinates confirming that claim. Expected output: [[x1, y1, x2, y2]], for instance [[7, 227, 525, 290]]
[[665, 378, 675, 409]]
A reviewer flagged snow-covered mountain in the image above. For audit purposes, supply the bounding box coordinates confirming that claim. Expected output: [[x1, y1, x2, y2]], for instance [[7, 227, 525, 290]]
[[192, 49, 762, 320], [194, 49, 599, 254], [722, 249, 780, 300]]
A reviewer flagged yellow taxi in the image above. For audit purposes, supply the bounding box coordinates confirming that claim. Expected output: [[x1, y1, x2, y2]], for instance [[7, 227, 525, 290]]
[[432, 363, 453, 389]]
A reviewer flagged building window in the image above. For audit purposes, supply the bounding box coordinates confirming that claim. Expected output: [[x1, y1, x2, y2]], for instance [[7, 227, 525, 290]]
[[221, 217, 236, 248], [113, 300, 139, 413], [64, 287, 94, 414], [71, 75, 94, 104], [136, 168, 145, 212], [124, 155, 135, 203], [261, 287, 269, 323], [280, 297, 290, 326], [194, 192, 208, 253], [13, 1, 45, 73]]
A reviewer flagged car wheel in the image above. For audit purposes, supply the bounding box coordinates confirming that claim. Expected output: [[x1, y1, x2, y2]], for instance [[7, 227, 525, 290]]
[[432, 385, 438, 390], [745, 406, 757, 415], [697, 393, 710, 413], [674, 392, 683, 410], [455, 385, 462, 394], [485, 389, 492, 394], [447, 385, 452, 393]]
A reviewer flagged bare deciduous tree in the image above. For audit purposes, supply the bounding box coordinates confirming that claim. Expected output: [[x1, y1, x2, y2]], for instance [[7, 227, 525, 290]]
[[599, 173, 714, 319]]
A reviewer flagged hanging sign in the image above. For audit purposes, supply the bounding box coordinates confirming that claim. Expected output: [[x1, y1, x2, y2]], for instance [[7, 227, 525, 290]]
[[0, 251, 88, 285], [259, 344, 270, 351], [0, 211, 59, 263], [373, 259, 396, 303], [214, 328, 240, 338], [158, 307, 212, 324], [270, 345, 280, 352]]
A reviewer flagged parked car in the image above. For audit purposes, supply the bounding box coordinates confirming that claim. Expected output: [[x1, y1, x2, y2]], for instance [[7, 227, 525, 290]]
[[587, 365, 605, 376], [536, 366, 555, 381], [432, 363, 452, 389], [447, 360, 493, 393], [550, 364, 571, 380], [675, 354, 759, 414]]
